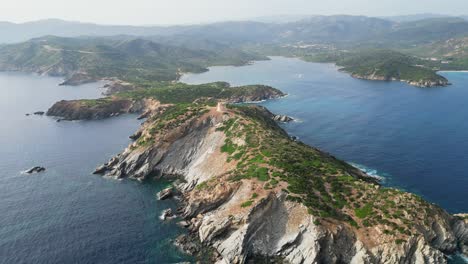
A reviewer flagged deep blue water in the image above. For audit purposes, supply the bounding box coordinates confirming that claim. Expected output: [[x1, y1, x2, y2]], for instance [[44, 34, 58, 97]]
[[2, 57, 467, 263], [181, 56, 468, 214], [0, 73, 190, 264]]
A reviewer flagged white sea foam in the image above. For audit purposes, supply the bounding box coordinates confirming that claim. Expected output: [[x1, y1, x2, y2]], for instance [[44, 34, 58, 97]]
[[349, 162, 387, 182], [159, 211, 166, 220]]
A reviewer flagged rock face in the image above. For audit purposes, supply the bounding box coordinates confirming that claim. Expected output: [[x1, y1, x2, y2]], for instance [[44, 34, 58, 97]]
[[46, 98, 160, 121], [93, 104, 468, 263], [59, 72, 96, 86], [25, 166, 46, 174]]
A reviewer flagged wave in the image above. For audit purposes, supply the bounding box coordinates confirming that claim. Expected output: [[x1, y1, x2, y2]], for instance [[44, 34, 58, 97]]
[[349, 162, 387, 182], [458, 254, 468, 263]]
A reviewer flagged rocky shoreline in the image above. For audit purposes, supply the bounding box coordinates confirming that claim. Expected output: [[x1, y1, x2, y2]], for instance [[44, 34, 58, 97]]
[[350, 72, 450, 88]]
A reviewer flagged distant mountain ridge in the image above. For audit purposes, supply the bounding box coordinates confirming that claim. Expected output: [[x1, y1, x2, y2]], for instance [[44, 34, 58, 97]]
[[2, 15, 468, 45], [381, 13, 466, 22], [0, 19, 188, 44]]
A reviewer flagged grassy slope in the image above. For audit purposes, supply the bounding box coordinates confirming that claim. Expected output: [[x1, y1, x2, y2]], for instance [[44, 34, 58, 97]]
[[207, 104, 452, 242], [115, 82, 282, 104]]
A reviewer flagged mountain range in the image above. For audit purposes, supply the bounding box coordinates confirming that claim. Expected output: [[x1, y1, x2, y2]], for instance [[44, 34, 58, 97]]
[[1, 15, 468, 45]]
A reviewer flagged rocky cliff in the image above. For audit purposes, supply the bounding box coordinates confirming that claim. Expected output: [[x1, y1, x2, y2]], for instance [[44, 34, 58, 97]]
[[46, 98, 161, 120], [94, 102, 467, 263]]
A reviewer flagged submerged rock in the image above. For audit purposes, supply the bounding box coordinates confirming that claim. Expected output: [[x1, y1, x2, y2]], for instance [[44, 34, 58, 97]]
[[25, 166, 46, 174]]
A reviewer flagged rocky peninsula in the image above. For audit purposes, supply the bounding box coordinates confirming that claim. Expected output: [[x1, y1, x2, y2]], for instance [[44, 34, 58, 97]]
[[87, 96, 467, 263], [7, 36, 466, 263]]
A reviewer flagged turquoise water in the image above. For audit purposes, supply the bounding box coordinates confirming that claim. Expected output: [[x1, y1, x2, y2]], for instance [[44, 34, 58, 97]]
[[0, 73, 190, 263], [181, 56, 468, 214]]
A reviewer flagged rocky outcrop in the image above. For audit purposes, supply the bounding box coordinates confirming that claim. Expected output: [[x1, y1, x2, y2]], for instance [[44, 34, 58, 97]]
[[157, 187, 173, 200], [273, 114, 294, 122], [161, 208, 175, 220], [228, 87, 285, 103], [407, 79, 450, 88], [93, 104, 467, 263], [102, 79, 138, 95], [46, 98, 160, 121], [25, 166, 46, 174], [59, 72, 96, 86]]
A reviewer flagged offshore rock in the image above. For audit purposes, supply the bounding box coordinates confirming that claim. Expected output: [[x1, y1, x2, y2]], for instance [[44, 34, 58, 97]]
[[25, 166, 46, 174]]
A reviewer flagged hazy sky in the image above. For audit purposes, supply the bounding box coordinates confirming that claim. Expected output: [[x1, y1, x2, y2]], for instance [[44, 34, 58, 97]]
[[1, 0, 467, 25]]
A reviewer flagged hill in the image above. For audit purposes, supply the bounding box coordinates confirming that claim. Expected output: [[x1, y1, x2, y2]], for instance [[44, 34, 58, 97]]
[[336, 50, 449, 87], [386, 18, 468, 44], [0, 36, 265, 84], [2, 16, 468, 47]]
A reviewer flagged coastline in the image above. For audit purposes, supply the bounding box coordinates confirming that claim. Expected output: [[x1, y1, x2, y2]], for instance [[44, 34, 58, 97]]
[[4, 57, 468, 262]]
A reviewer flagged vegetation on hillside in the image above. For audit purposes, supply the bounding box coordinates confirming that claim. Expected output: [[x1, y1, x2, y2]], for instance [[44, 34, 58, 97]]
[[209, 104, 448, 242], [115, 81, 283, 104], [0, 36, 265, 82], [336, 49, 448, 83]]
